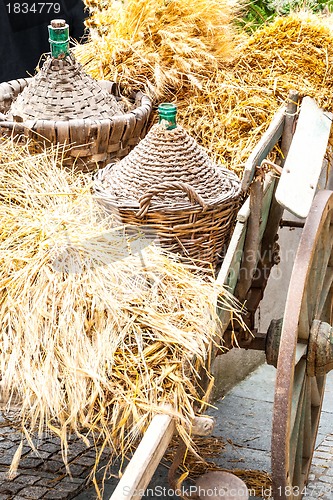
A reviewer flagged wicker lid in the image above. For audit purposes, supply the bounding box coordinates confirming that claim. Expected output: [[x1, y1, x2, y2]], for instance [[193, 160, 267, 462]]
[[7, 57, 126, 122], [7, 20, 126, 122], [95, 116, 241, 212]]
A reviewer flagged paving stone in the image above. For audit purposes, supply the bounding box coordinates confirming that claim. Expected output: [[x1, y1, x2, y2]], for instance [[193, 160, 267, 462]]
[[230, 364, 276, 403], [11, 475, 39, 485], [317, 419, 333, 444], [0, 441, 17, 451], [208, 396, 273, 453], [34, 477, 60, 488], [43, 491, 74, 499], [40, 461, 65, 474], [313, 451, 333, 460], [66, 443, 92, 456], [0, 427, 16, 434], [0, 480, 24, 495], [66, 464, 87, 478], [318, 475, 333, 484], [310, 457, 330, 467], [57, 479, 86, 493], [306, 482, 333, 496], [37, 442, 61, 454], [0, 455, 16, 466], [18, 458, 44, 470], [18, 485, 50, 499], [29, 450, 53, 460], [70, 456, 95, 467], [212, 443, 271, 472]]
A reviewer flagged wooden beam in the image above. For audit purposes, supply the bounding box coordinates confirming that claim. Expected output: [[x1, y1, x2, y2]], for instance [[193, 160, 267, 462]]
[[110, 412, 175, 500], [241, 106, 285, 192]]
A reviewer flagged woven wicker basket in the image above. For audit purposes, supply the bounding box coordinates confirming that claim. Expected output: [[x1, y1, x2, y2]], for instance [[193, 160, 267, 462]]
[[0, 59, 152, 171], [94, 119, 241, 270]]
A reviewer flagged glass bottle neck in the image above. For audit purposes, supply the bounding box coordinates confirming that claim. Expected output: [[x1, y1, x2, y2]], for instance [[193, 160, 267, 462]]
[[48, 22, 70, 59], [158, 103, 177, 130]]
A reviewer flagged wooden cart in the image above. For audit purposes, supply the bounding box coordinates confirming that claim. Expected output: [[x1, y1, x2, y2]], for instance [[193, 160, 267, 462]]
[[109, 91, 333, 500]]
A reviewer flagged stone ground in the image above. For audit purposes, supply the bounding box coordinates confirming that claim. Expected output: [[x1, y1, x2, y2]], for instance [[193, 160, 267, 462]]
[[0, 364, 331, 499]]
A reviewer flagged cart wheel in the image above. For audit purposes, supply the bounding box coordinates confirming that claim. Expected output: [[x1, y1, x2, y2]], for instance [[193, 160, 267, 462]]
[[272, 190, 333, 500]]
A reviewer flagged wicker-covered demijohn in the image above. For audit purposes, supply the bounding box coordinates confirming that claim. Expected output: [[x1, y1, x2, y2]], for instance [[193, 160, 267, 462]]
[[0, 20, 152, 171], [94, 103, 241, 270]]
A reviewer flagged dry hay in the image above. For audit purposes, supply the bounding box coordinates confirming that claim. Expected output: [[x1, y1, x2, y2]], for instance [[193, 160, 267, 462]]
[[179, 11, 333, 171], [76, 8, 333, 174], [0, 140, 242, 492], [76, 0, 240, 99]]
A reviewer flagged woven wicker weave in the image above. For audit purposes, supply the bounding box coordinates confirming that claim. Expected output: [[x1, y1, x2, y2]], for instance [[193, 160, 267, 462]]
[[8, 57, 125, 122], [0, 56, 152, 171], [94, 123, 241, 269]]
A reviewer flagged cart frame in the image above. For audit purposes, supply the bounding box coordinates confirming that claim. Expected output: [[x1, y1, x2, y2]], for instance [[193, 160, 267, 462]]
[[109, 91, 333, 500]]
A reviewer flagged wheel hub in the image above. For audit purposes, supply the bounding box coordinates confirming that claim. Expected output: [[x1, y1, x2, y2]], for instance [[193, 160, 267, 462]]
[[307, 319, 333, 377], [266, 318, 333, 376], [266, 318, 283, 368]]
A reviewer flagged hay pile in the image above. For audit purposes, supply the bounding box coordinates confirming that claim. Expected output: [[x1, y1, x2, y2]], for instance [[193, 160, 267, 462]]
[[76, 7, 333, 173], [77, 0, 240, 99], [181, 11, 333, 170], [0, 140, 240, 486]]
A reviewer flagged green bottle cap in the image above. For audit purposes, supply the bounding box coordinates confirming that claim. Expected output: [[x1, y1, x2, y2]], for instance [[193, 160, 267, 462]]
[[158, 103, 177, 130], [48, 19, 70, 59]]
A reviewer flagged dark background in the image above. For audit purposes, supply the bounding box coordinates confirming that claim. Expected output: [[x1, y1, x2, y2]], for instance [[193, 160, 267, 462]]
[[0, 0, 86, 82]]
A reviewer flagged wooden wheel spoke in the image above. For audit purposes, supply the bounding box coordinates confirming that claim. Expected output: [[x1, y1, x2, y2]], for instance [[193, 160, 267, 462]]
[[292, 398, 307, 489], [317, 270, 333, 319], [311, 377, 322, 407], [303, 381, 313, 461], [306, 221, 331, 318], [290, 360, 306, 434], [289, 361, 307, 483], [319, 282, 333, 324], [298, 296, 311, 341], [295, 343, 308, 365]]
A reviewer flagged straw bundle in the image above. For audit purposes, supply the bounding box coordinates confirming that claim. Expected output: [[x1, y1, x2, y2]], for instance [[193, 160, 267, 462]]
[[77, 8, 333, 173], [177, 11, 333, 172], [77, 0, 240, 99], [0, 140, 241, 489]]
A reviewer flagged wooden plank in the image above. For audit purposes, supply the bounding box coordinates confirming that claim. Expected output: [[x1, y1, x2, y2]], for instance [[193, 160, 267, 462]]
[[217, 174, 275, 304], [110, 412, 175, 500], [275, 97, 332, 219], [238, 173, 276, 223], [241, 106, 285, 192], [216, 220, 247, 292], [235, 178, 264, 301], [259, 177, 276, 241]]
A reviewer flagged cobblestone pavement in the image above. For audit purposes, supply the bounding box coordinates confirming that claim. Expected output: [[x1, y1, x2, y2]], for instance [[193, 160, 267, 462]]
[[0, 416, 102, 499], [304, 434, 333, 500], [0, 365, 331, 499]]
